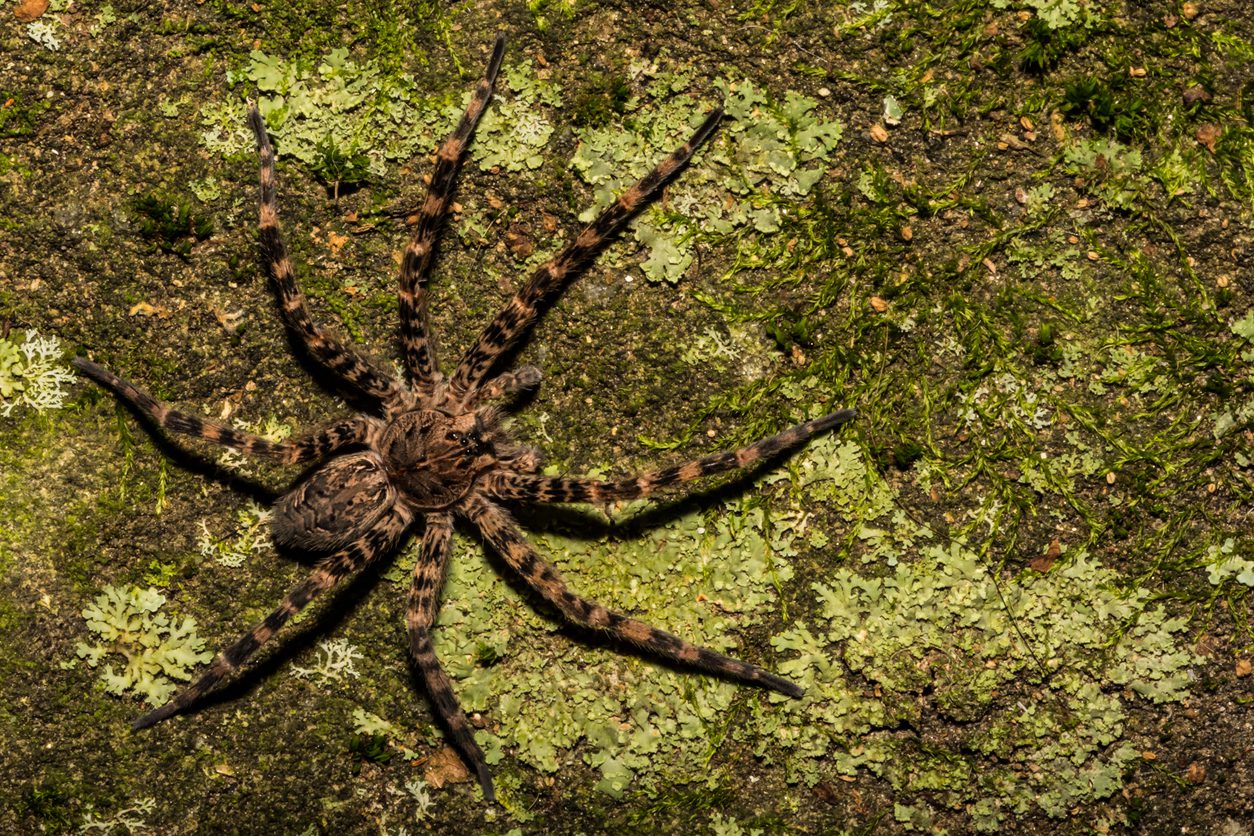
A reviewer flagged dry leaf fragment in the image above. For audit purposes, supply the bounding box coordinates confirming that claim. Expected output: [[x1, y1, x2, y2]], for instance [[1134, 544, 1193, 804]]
[[14, 0, 48, 22], [128, 301, 166, 318], [326, 231, 348, 256], [423, 746, 472, 789], [1029, 539, 1062, 573], [1195, 123, 1221, 153], [1236, 658, 1252, 677]]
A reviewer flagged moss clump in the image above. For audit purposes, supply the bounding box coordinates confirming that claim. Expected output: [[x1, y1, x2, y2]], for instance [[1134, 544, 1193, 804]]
[[75, 585, 214, 706], [131, 193, 214, 259]]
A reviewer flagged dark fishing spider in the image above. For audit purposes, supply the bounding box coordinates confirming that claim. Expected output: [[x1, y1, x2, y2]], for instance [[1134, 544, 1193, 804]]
[[74, 37, 855, 801]]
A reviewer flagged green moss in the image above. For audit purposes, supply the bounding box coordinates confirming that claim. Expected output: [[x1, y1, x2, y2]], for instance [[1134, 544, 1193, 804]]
[[131, 192, 214, 259]]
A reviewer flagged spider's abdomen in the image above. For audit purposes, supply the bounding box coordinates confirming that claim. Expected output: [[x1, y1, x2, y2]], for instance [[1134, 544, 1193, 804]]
[[273, 452, 397, 552], [381, 409, 493, 509]]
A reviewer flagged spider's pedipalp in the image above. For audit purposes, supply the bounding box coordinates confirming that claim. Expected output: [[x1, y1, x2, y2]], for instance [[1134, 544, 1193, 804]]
[[399, 36, 505, 391], [406, 512, 495, 801], [484, 407, 856, 504], [247, 107, 405, 408], [461, 494, 802, 698], [449, 106, 726, 399], [471, 365, 542, 406], [73, 357, 373, 464], [132, 504, 412, 731]]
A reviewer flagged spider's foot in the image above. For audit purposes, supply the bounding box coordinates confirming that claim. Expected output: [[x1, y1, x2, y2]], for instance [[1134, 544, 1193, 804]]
[[131, 702, 179, 730], [475, 762, 496, 804], [759, 672, 805, 699], [513, 365, 542, 390]]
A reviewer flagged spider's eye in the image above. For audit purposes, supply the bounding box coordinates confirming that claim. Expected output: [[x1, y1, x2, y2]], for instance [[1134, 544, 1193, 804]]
[[446, 431, 463, 443]]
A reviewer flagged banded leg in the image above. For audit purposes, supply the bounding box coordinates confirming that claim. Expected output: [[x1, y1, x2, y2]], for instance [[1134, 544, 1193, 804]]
[[400, 36, 505, 391], [406, 513, 495, 800], [449, 106, 725, 399], [484, 408, 856, 504], [74, 357, 373, 464], [469, 365, 542, 406], [133, 504, 411, 730], [461, 494, 801, 697], [247, 108, 405, 407]]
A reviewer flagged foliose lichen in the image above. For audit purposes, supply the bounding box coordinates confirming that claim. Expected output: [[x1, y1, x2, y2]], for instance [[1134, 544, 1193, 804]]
[[75, 585, 214, 706]]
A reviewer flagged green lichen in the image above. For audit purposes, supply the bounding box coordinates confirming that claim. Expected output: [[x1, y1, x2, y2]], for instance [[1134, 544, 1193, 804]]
[[74, 585, 214, 707], [749, 440, 1198, 828], [469, 62, 562, 172], [202, 47, 443, 171], [571, 74, 842, 283], [0, 330, 75, 417], [202, 47, 564, 189], [1205, 539, 1254, 588]]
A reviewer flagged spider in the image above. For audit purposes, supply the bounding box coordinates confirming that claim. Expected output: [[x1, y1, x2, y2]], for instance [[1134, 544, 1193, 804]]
[[73, 36, 855, 801]]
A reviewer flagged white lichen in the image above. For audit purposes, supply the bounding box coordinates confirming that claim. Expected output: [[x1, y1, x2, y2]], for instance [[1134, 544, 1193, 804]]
[[0, 329, 76, 416], [79, 797, 156, 834], [197, 501, 273, 568], [291, 637, 363, 684], [26, 20, 62, 51]]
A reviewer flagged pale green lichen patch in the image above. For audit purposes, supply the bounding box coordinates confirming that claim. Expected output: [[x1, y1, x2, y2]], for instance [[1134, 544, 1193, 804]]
[[201, 48, 450, 174], [74, 585, 214, 706], [469, 62, 562, 173], [0, 330, 75, 417], [571, 72, 842, 283], [200, 49, 563, 185], [763, 540, 1195, 825]]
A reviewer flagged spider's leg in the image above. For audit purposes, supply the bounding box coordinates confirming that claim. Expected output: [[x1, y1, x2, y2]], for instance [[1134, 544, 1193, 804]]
[[461, 494, 801, 697], [449, 106, 725, 400], [73, 358, 372, 464], [484, 408, 856, 503], [407, 512, 496, 801], [470, 365, 542, 406], [400, 36, 505, 393], [247, 108, 405, 408], [132, 504, 411, 730]]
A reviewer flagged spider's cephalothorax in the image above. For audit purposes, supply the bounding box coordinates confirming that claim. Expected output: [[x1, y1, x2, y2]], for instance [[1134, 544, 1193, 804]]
[[380, 408, 500, 509], [74, 36, 855, 802]]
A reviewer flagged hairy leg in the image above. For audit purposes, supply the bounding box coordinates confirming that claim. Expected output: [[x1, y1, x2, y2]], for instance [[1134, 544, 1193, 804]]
[[484, 408, 856, 504], [461, 494, 801, 697], [248, 108, 405, 408], [449, 106, 725, 400], [406, 512, 495, 800], [74, 357, 373, 464], [400, 36, 505, 391], [132, 504, 411, 729], [469, 365, 541, 406]]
